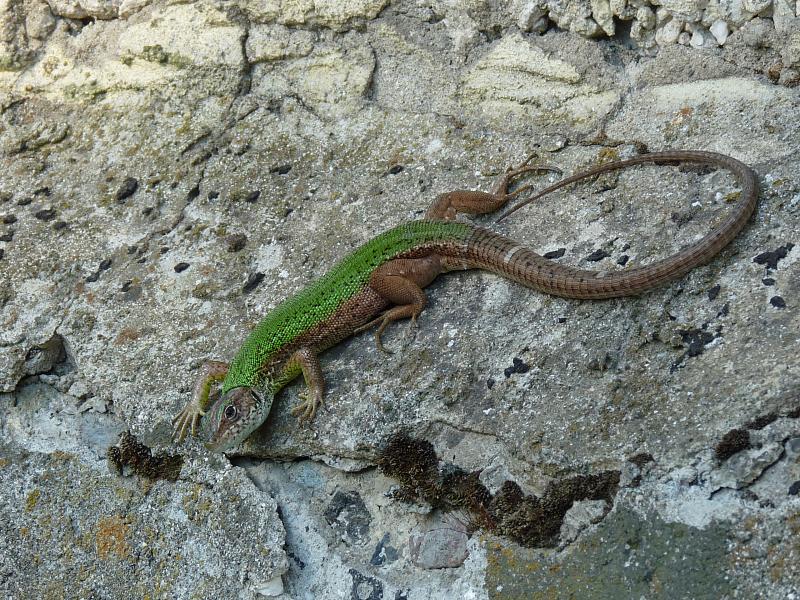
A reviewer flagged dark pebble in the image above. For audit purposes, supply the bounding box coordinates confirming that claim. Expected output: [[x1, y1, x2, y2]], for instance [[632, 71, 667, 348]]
[[762, 278, 775, 286], [187, 185, 200, 201], [753, 243, 794, 270], [504, 357, 530, 378], [707, 284, 720, 301], [226, 233, 247, 252], [34, 187, 50, 196], [121, 280, 133, 293], [617, 255, 629, 266], [86, 271, 100, 283], [621, 243, 630, 252], [174, 262, 190, 273], [243, 272, 265, 293], [208, 191, 220, 200], [160, 247, 169, 254], [586, 248, 610, 262], [245, 191, 261, 203], [0, 231, 12, 242], [271, 164, 292, 175], [557, 316, 567, 323], [0, 249, 4, 260], [671, 211, 693, 226], [34, 208, 56, 221], [769, 296, 786, 309], [387, 164, 404, 175], [99, 259, 112, 271], [2, 214, 16, 224], [680, 328, 715, 357], [53, 220, 67, 230], [544, 248, 566, 259], [486, 378, 495, 389], [17, 198, 32, 206], [789, 481, 800, 496], [116, 177, 139, 202], [127, 246, 137, 254]]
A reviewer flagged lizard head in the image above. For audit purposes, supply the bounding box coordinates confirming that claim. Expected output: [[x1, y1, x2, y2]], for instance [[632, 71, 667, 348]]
[[202, 387, 272, 452]]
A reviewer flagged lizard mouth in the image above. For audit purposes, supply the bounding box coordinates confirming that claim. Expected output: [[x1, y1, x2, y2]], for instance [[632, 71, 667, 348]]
[[204, 439, 225, 453]]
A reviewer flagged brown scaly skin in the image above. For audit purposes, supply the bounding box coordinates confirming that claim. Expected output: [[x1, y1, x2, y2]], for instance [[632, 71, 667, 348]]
[[173, 150, 759, 452]]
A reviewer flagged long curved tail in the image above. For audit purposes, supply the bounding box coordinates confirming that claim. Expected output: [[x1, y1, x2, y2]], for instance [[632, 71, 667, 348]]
[[444, 151, 759, 299]]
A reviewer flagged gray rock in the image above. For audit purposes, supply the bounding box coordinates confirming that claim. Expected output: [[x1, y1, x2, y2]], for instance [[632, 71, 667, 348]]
[[410, 517, 469, 569], [324, 489, 372, 545], [0, 0, 798, 596], [0, 447, 287, 598], [559, 499, 608, 544]]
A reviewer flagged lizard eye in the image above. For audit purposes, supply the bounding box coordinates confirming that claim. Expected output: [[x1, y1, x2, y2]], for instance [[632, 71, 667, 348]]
[[223, 404, 239, 421]]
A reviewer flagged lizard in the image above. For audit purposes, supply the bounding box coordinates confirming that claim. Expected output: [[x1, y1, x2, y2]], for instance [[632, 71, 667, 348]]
[[172, 150, 759, 453]]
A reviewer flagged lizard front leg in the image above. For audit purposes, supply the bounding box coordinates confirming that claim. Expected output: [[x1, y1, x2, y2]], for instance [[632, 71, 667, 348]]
[[172, 360, 228, 442], [286, 348, 326, 423]]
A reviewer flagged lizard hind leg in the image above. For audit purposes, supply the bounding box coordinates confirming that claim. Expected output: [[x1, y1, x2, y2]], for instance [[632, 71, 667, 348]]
[[425, 153, 561, 220], [355, 255, 442, 352]]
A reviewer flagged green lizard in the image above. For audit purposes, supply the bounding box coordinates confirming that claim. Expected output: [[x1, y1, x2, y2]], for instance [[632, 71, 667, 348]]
[[172, 150, 758, 453]]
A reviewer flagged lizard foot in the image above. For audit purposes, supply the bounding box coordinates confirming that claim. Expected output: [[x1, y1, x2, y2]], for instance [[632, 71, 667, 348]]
[[291, 389, 323, 424], [401, 313, 419, 344], [355, 312, 394, 354], [172, 401, 205, 443], [501, 155, 563, 201]]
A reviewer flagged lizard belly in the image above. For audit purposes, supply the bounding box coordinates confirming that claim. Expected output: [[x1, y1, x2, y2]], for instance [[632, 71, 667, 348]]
[[262, 286, 389, 378]]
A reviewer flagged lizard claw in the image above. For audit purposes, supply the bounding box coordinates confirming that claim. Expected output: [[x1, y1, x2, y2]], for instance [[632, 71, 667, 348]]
[[401, 313, 419, 345], [172, 402, 205, 443], [375, 324, 393, 354], [291, 389, 323, 424], [355, 312, 394, 353]]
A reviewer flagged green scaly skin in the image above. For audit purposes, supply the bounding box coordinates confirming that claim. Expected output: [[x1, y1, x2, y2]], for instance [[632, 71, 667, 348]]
[[223, 221, 472, 393]]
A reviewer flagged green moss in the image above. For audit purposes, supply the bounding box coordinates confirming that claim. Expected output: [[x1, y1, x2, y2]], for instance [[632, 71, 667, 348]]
[[0, 55, 26, 72], [25, 489, 41, 512]]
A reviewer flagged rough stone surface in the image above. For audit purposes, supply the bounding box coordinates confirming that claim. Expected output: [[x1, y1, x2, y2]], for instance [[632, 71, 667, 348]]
[[1, 0, 799, 597], [0, 445, 287, 598]]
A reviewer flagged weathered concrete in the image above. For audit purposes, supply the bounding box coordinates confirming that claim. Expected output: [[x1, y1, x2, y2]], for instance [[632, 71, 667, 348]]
[[1, 0, 798, 597]]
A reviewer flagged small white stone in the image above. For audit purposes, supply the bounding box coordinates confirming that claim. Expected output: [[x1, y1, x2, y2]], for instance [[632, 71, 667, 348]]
[[515, 0, 548, 31], [68, 380, 90, 399], [783, 31, 800, 66], [609, 0, 627, 17], [743, 0, 772, 13], [656, 18, 683, 45], [710, 19, 730, 44], [254, 576, 284, 597], [636, 6, 656, 29]]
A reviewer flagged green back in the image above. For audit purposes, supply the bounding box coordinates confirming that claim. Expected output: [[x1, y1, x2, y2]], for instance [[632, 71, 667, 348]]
[[221, 220, 472, 392]]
